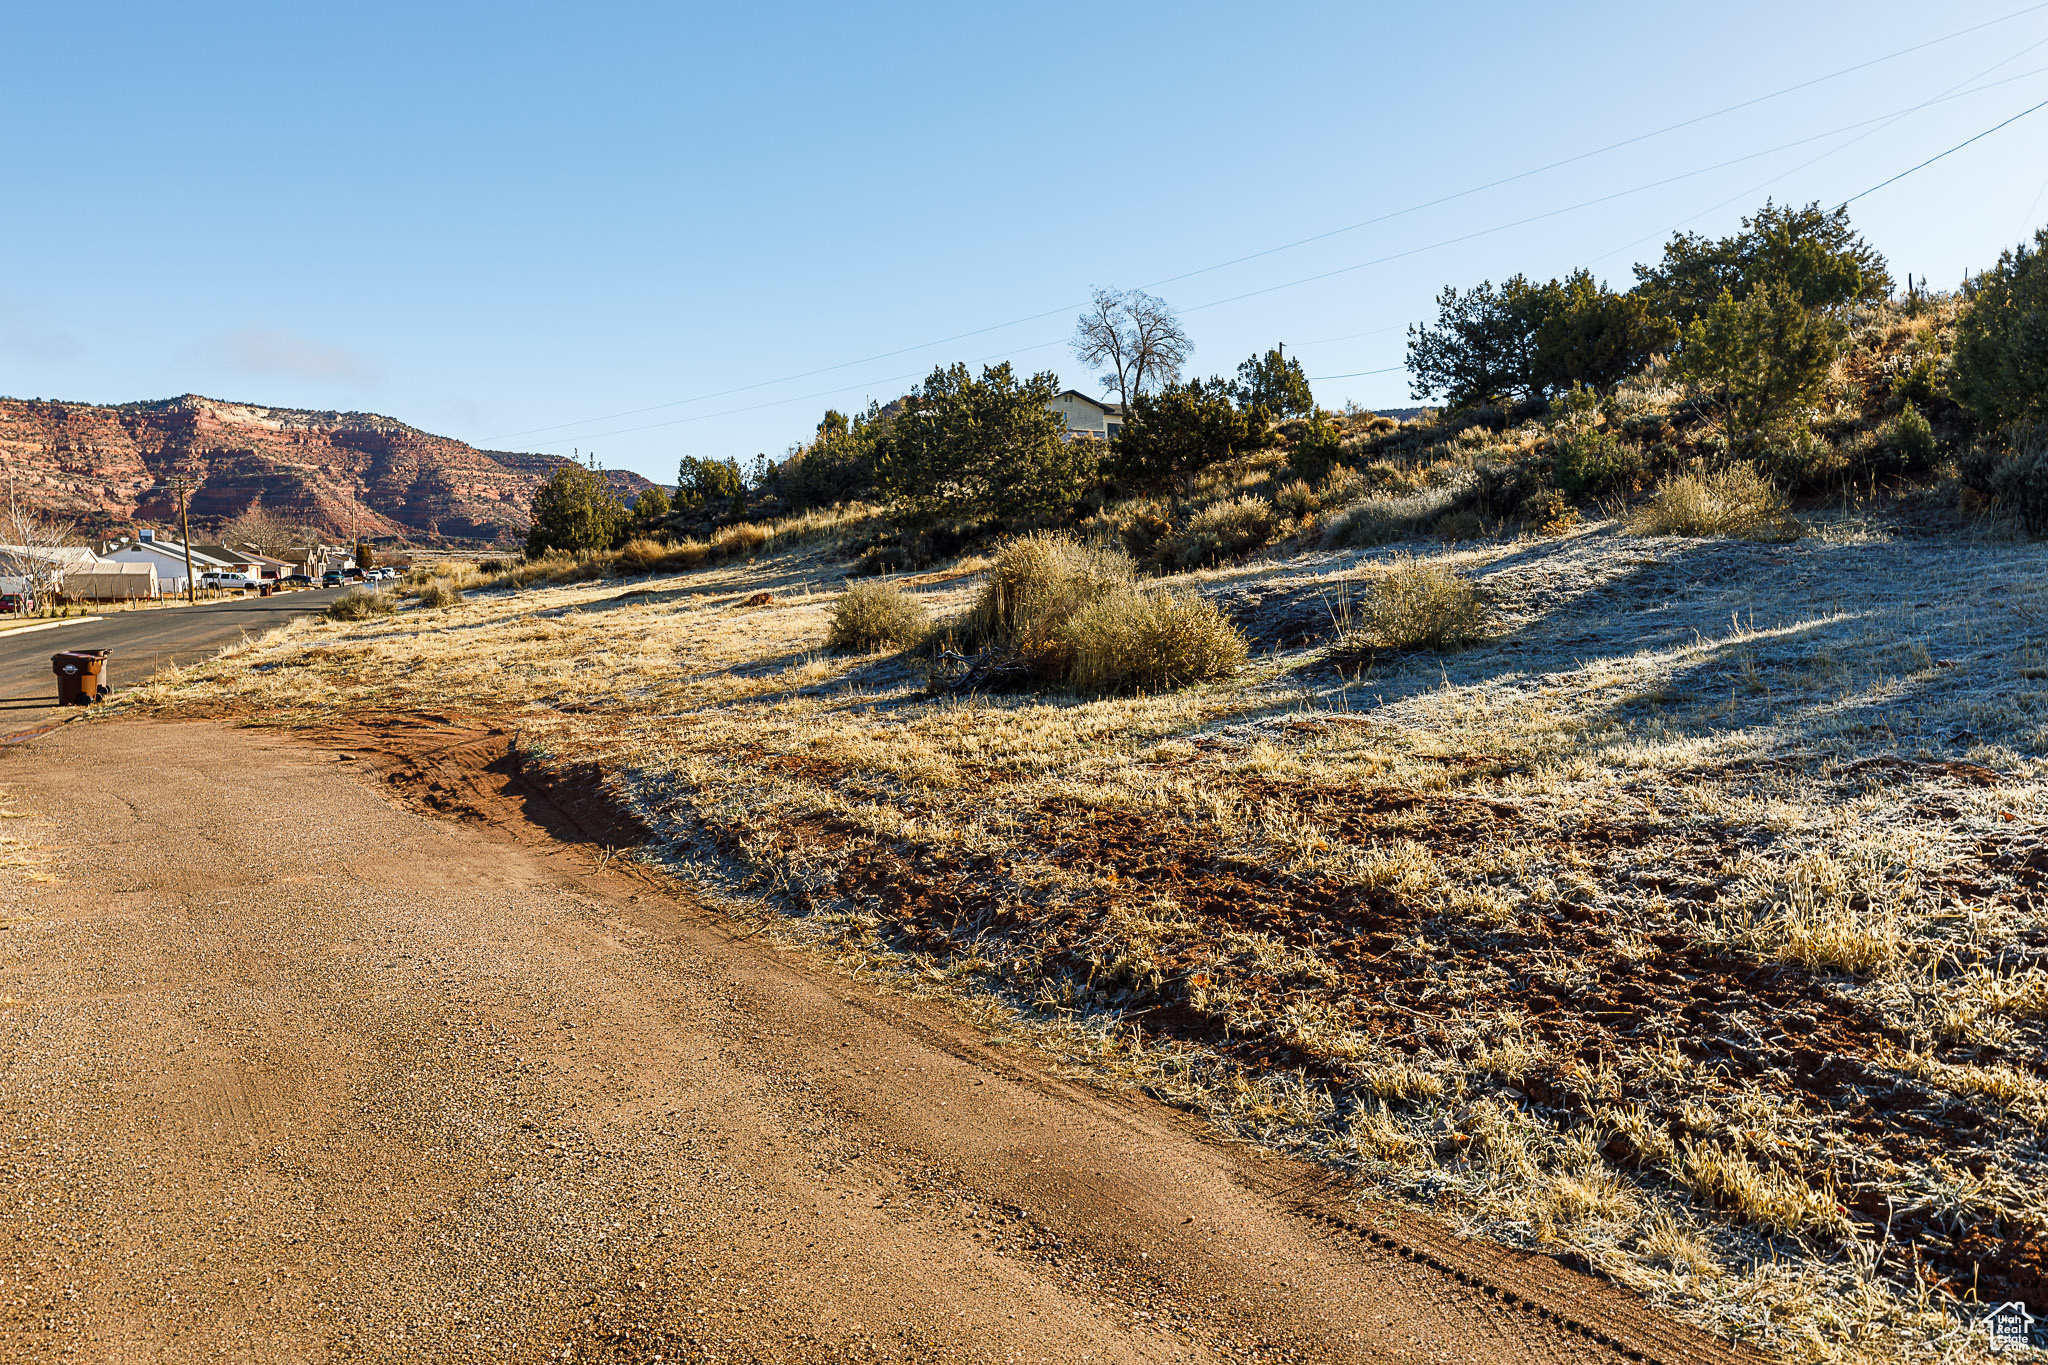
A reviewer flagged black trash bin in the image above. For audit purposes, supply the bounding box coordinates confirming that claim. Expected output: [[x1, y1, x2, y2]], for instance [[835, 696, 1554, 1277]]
[[52, 649, 111, 705]]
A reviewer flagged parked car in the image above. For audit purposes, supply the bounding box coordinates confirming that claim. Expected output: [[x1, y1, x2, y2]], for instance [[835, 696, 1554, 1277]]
[[0, 591, 33, 614], [284, 573, 314, 587], [321, 571, 345, 586], [200, 571, 262, 590]]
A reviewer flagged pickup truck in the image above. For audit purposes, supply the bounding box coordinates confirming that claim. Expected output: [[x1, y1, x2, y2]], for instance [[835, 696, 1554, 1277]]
[[200, 571, 262, 590]]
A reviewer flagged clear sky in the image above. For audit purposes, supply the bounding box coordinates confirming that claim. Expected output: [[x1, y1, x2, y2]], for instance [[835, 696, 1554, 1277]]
[[6, 1, 2048, 485]]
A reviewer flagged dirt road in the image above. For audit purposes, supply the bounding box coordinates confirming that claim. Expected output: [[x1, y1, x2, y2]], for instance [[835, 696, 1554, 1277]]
[[0, 717, 1749, 1364]]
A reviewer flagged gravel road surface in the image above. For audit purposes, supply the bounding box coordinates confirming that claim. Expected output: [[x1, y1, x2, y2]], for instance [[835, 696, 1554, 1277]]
[[0, 718, 1750, 1364], [0, 588, 345, 722]]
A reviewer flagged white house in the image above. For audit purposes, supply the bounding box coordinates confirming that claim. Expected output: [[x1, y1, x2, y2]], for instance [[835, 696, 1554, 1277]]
[[1047, 390, 1128, 442], [0, 544, 100, 593], [100, 531, 237, 595]]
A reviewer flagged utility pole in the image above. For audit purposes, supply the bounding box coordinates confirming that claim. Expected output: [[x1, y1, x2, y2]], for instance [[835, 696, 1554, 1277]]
[[165, 473, 198, 604]]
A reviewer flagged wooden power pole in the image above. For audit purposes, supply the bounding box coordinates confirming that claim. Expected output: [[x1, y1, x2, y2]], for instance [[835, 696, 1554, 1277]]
[[165, 474, 198, 603]]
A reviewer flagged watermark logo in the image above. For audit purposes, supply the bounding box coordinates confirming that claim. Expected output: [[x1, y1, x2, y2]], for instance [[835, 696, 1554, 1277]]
[[1985, 1300, 2044, 1353]]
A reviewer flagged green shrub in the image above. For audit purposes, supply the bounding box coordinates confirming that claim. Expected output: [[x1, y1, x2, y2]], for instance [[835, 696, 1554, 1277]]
[[1337, 559, 1487, 653], [527, 465, 627, 557], [1064, 588, 1247, 694], [1889, 353, 1945, 407], [1519, 487, 1579, 534], [1964, 426, 2048, 533], [1551, 426, 1647, 500], [1632, 464, 1799, 539], [326, 587, 396, 621], [1155, 495, 1277, 568], [415, 580, 464, 609], [827, 579, 932, 652], [1286, 413, 1345, 483], [1952, 228, 2048, 429], [1876, 402, 1938, 476], [1464, 460, 1548, 519]]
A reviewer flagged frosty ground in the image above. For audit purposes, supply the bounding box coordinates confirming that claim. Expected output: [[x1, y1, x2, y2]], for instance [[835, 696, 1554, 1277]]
[[130, 516, 2048, 1362]]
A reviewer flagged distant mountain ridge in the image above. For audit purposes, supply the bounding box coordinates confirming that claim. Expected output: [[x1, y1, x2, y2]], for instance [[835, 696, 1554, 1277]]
[[0, 393, 654, 545]]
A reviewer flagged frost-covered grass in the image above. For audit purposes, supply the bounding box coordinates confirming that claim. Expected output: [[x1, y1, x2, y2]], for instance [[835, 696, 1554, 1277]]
[[131, 518, 2048, 1362]]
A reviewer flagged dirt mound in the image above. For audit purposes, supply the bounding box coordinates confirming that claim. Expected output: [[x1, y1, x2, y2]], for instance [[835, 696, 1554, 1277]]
[[297, 710, 652, 851]]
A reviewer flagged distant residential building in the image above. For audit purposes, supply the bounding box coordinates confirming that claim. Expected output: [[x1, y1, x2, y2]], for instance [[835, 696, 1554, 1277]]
[[100, 531, 236, 594], [198, 545, 296, 581], [1047, 390, 1127, 442], [0, 544, 100, 593]]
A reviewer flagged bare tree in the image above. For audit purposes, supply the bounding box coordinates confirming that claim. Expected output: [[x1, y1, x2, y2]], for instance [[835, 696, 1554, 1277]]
[[219, 503, 313, 558], [1071, 287, 1193, 411], [0, 458, 79, 603]]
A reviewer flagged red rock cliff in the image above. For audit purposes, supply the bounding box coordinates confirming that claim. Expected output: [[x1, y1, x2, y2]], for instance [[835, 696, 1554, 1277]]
[[0, 394, 654, 545]]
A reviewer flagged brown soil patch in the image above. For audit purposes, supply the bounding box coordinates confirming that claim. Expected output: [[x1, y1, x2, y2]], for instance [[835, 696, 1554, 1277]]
[[692, 754, 2048, 1313]]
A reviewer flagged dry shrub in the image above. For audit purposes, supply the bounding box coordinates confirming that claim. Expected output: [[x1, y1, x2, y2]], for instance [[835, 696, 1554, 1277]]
[[1064, 587, 1247, 694], [1157, 494, 1277, 568], [1359, 1061, 1445, 1103], [325, 587, 396, 621], [963, 533, 1133, 675], [663, 538, 712, 570], [1632, 464, 1799, 540], [415, 580, 464, 609], [1320, 484, 1460, 547], [827, 579, 931, 653], [498, 552, 588, 589], [1336, 557, 1486, 653], [961, 533, 1247, 693], [1272, 479, 1319, 520], [617, 536, 671, 572], [711, 522, 771, 558]]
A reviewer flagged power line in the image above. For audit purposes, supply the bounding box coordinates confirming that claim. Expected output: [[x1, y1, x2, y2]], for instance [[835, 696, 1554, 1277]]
[[1305, 366, 1403, 381], [1139, 1, 2048, 295], [1175, 66, 2048, 319], [1842, 94, 2048, 203], [497, 7, 2048, 445], [1576, 41, 2048, 272], [540, 59, 2048, 450]]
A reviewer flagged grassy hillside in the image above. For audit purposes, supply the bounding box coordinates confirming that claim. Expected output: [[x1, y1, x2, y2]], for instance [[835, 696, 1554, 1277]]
[[135, 480, 2048, 1360]]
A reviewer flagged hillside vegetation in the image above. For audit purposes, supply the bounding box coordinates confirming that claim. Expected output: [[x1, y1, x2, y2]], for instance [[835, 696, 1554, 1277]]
[[524, 203, 2047, 600]]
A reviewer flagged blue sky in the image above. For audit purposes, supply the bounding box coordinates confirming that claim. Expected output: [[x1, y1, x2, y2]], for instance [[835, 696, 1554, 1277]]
[[6, 1, 2048, 485]]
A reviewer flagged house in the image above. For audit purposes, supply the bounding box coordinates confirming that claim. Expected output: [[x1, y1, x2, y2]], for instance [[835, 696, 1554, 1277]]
[[1047, 390, 1128, 442], [99, 531, 237, 595], [0, 544, 101, 592], [201, 545, 296, 581]]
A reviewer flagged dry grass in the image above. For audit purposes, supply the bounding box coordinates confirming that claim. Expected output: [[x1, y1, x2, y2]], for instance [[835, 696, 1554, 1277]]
[[1333, 557, 1487, 653], [324, 587, 395, 621], [415, 579, 464, 609], [125, 522, 2048, 1363], [826, 579, 931, 653], [1064, 588, 1247, 695], [1633, 464, 1800, 540]]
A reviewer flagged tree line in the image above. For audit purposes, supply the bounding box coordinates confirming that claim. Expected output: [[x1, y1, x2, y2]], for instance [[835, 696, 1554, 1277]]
[[527, 201, 2048, 556]]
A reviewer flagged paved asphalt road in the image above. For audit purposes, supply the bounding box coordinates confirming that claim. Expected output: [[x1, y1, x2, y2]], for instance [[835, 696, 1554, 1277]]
[[0, 586, 346, 720]]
